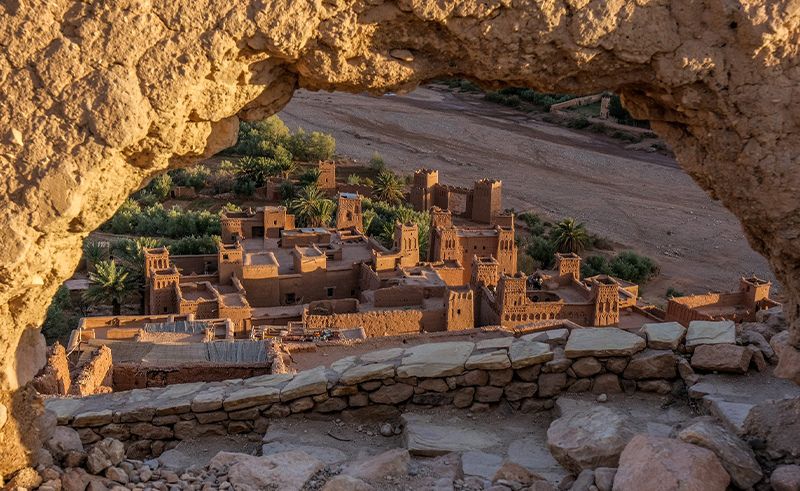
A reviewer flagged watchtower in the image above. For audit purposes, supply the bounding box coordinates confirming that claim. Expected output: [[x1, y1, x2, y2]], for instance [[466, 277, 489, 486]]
[[411, 169, 438, 211], [148, 266, 180, 315], [317, 161, 336, 191], [592, 277, 620, 326], [471, 255, 499, 289], [556, 253, 582, 282], [336, 193, 364, 231], [472, 179, 502, 224], [394, 221, 420, 267]]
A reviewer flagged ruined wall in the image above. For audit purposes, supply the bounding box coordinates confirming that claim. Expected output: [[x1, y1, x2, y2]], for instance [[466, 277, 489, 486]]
[[3, 0, 800, 477], [113, 364, 272, 391], [305, 309, 428, 337], [31, 343, 71, 396], [70, 346, 113, 397]]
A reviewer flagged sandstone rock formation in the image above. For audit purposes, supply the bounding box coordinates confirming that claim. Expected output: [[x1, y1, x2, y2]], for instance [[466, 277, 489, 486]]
[[2, 0, 800, 477]]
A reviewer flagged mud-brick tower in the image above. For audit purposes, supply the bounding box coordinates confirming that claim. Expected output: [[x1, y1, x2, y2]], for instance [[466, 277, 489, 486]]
[[556, 253, 582, 281], [148, 267, 180, 315], [410, 168, 439, 212], [394, 221, 420, 267], [592, 277, 620, 326], [472, 178, 502, 224], [317, 161, 336, 192], [336, 192, 364, 232]]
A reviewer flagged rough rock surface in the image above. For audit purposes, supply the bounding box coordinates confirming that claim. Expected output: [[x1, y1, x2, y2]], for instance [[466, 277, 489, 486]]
[[771, 465, 800, 491], [3, 0, 800, 475], [690, 344, 752, 373], [210, 450, 324, 491], [677, 419, 762, 488], [546, 406, 634, 474], [564, 329, 645, 358], [613, 435, 730, 491]]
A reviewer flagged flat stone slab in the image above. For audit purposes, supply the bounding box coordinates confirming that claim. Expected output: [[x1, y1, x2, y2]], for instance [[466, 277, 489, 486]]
[[465, 350, 511, 370], [360, 348, 405, 363], [396, 342, 475, 378], [339, 363, 395, 385], [46, 398, 84, 424], [243, 373, 293, 387], [475, 337, 514, 350], [223, 385, 281, 411], [522, 328, 569, 345], [261, 442, 347, 464], [509, 341, 553, 368], [330, 356, 358, 375], [705, 397, 755, 436], [402, 413, 501, 456], [564, 328, 645, 358], [461, 450, 503, 479], [281, 366, 332, 401], [686, 320, 735, 348], [642, 322, 686, 350]]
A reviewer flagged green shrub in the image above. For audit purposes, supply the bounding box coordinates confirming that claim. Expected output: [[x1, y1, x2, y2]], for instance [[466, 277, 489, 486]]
[[279, 181, 296, 201], [288, 128, 336, 161], [233, 177, 256, 196], [666, 287, 684, 298], [369, 152, 386, 173], [519, 211, 546, 237], [610, 252, 659, 284], [525, 236, 556, 269], [567, 117, 591, 129], [167, 235, 221, 255], [347, 174, 362, 185], [42, 285, 80, 344], [102, 201, 221, 239], [364, 199, 430, 257], [581, 255, 612, 277]]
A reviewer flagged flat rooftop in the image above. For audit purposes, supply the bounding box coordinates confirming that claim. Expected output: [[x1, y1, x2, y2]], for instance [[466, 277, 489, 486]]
[[243, 233, 373, 275]]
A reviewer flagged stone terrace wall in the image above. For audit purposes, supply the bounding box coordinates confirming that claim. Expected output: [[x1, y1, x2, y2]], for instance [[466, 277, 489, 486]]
[[46, 324, 755, 460]]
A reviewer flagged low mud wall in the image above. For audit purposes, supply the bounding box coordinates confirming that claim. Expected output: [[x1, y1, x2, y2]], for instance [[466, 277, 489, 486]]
[[112, 363, 273, 391], [46, 324, 763, 460]]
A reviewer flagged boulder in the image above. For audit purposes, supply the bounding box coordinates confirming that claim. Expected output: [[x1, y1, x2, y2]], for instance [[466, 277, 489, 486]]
[[47, 426, 84, 461], [570, 357, 601, 377], [613, 435, 730, 491], [368, 383, 414, 404], [546, 406, 634, 473], [690, 344, 752, 373], [402, 413, 500, 456], [396, 342, 474, 378], [622, 350, 676, 379], [743, 396, 800, 460], [210, 451, 324, 491], [322, 475, 374, 491], [538, 373, 567, 397], [86, 438, 125, 474], [492, 461, 547, 486], [677, 419, 762, 488], [772, 331, 800, 384], [593, 467, 615, 491], [591, 374, 622, 394], [564, 328, 645, 358], [344, 449, 409, 481], [771, 465, 800, 491], [740, 329, 775, 360], [641, 322, 686, 350], [685, 320, 735, 348]]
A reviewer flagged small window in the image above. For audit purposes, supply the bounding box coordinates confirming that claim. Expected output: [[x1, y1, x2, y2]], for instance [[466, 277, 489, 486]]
[[326, 287, 335, 298], [274, 220, 278, 225], [285, 293, 296, 304], [350, 289, 356, 296], [222, 254, 229, 261], [456, 309, 462, 315]]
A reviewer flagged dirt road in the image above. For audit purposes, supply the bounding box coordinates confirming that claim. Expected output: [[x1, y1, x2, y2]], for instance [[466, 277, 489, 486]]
[[278, 87, 776, 302]]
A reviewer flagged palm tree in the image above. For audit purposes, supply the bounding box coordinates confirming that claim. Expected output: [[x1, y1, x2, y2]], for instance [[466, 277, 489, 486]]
[[83, 260, 133, 315], [311, 199, 336, 227], [115, 237, 160, 313], [273, 159, 297, 180], [291, 185, 334, 227], [550, 218, 589, 253], [297, 167, 321, 186], [373, 171, 405, 204], [83, 240, 107, 273]]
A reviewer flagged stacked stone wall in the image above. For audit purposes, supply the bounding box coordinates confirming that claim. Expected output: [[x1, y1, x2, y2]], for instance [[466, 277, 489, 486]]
[[47, 325, 759, 461]]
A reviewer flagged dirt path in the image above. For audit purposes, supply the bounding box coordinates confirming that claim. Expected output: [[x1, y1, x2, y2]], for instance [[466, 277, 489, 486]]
[[278, 88, 776, 303]]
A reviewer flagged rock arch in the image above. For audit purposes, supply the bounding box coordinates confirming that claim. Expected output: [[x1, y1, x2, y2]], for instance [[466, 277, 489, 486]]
[[1, 0, 799, 476]]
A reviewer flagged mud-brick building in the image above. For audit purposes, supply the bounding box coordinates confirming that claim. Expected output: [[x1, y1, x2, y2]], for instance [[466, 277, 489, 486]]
[[473, 253, 643, 329], [665, 276, 780, 326], [428, 207, 517, 284], [410, 168, 503, 225]]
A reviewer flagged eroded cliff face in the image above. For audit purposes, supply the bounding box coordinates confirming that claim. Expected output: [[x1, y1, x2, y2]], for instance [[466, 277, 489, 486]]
[[1, 0, 799, 475]]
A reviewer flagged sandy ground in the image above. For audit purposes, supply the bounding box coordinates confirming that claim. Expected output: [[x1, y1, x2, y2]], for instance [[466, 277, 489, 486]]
[[278, 87, 777, 304]]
